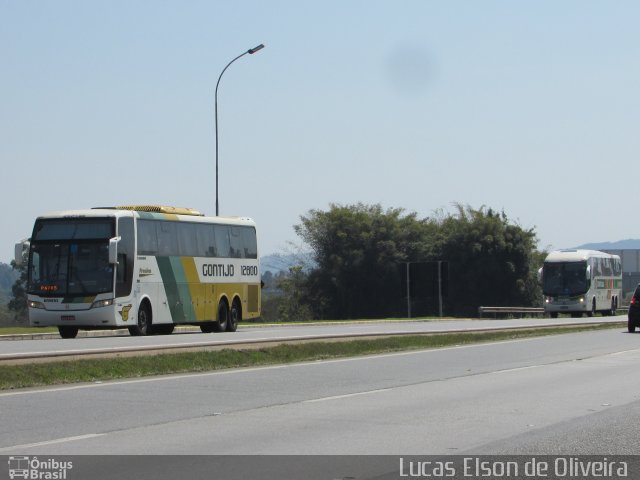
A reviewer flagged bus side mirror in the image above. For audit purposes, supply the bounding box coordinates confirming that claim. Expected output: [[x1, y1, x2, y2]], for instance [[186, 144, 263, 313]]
[[586, 265, 591, 280], [109, 237, 121, 265], [537, 267, 543, 283], [14, 239, 30, 267]]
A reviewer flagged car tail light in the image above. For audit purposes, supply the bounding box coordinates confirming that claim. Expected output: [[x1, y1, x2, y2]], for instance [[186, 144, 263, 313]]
[[632, 296, 638, 306]]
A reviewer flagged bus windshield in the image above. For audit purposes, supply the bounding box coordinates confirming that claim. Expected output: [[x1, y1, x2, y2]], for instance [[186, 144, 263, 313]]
[[29, 242, 113, 296], [28, 218, 115, 297], [542, 261, 588, 296]]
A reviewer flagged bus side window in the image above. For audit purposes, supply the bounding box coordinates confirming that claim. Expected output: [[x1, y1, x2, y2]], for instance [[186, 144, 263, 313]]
[[137, 220, 158, 255], [196, 224, 216, 257], [117, 217, 135, 298], [156, 221, 178, 256], [242, 227, 258, 259], [177, 223, 198, 257], [593, 258, 601, 276], [117, 254, 127, 283], [214, 225, 231, 258], [230, 227, 244, 258]]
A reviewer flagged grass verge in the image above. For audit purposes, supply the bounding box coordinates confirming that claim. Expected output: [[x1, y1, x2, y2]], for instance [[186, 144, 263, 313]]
[[0, 323, 622, 390], [0, 327, 57, 335]]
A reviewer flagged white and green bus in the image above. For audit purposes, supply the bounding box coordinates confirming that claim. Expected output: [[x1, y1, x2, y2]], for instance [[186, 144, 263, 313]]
[[15, 205, 261, 338], [539, 249, 621, 318]]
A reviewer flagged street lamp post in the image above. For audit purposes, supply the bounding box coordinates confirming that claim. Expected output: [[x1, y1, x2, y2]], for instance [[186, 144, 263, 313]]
[[215, 43, 265, 216]]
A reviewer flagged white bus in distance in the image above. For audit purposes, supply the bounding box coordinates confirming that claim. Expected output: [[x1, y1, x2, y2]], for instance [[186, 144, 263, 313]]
[[15, 205, 261, 338], [539, 249, 621, 318]]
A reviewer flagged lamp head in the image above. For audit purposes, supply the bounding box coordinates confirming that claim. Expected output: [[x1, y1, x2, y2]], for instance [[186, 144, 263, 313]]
[[248, 44, 265, 54]]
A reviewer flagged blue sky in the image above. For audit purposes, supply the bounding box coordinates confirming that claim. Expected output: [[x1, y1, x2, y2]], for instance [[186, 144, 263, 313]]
[[2, 1, 640, 263]]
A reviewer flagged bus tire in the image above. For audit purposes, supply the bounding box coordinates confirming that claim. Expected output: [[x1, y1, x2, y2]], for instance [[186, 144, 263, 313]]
[[58, 326, 78, 339], [213, 301, 229, 332], [550, 312, 558, 319], [587, 299, 596, 317], [200, 323, 214, 333], [155, 324, 175, 335], [228, 300, 241, 332], [129, 303, 151, 336]]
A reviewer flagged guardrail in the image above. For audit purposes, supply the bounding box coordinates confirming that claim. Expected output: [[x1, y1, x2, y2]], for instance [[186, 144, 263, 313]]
[[478, 305, 629, 318], [478, 306, 545, 318]]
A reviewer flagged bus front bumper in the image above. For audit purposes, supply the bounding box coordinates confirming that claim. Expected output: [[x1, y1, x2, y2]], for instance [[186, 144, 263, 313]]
[[544, 298, 588, 313], [28, 305, 120, 328]]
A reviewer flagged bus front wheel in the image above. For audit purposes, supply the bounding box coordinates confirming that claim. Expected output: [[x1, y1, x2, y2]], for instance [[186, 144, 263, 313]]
[[129, 304, 150, 336], [154, 324, 175, 335], [58, 326, 78, 339]]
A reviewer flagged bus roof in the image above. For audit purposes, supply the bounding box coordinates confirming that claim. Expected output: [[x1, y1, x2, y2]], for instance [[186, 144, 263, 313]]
[[544, 249, 620, 263], [35, 207, 256, 226], [111, 205, 204, 216]]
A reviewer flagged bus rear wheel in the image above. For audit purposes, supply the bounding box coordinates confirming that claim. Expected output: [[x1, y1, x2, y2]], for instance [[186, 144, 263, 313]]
[[200, 323, 214, 333], [213, 301, 229, 332], [200, 301, 229, 333], [58, 326, 78, 339], [129, 304, 150, 336], [228, 300, 241, 332]]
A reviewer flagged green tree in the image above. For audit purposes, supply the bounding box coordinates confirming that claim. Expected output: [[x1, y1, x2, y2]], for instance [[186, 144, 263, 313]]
[[294, 202, 542, 320], [277, 266, 314, 322], [0, 262, 18, 305], [8, 260, 28, 323], [430, 204, 542, 316], [295, 203, 432, 319]]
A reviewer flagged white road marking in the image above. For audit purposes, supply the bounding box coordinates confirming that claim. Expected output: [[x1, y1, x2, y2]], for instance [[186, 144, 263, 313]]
[[303, 388, 393, 403], [0, 433, 105, 452]]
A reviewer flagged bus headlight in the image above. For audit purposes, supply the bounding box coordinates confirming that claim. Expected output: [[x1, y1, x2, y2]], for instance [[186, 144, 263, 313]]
[[28, 301, 45, 309], [579, 297, 584, 303], [91, 299, 114, 309]]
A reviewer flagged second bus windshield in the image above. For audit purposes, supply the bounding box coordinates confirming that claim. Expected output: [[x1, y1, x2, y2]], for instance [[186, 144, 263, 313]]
[[543, 261, 588, 296]]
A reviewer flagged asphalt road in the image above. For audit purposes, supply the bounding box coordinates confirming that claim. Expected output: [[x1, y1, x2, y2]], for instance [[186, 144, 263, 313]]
[[0, 315, 627, 360], [1, 326, 639, 458]]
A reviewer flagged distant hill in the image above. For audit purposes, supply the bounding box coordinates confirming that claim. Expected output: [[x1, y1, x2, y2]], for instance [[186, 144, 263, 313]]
[[261, 252, 315, 274], [575, 239, 640, 250]]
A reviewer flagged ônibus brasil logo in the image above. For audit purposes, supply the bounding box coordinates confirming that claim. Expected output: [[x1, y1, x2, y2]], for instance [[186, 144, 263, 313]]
[[8, 456, 73, 480]]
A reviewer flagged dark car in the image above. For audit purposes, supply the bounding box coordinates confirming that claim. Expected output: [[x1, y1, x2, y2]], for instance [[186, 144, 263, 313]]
[[628, 284, 640, 332]]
